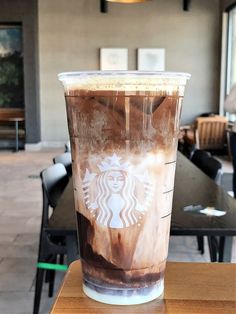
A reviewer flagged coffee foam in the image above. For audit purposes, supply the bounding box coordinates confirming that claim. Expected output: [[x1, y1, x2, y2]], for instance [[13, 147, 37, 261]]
[[58, 71, 190, 95]]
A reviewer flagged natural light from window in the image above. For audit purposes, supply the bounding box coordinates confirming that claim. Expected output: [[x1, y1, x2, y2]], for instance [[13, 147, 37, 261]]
[[226, 6, 236, 121]]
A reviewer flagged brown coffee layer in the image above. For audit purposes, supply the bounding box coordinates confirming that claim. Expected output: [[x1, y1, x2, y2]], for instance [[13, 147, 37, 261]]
[[77, 212, 166, 289], [65, 91, 182, 148]]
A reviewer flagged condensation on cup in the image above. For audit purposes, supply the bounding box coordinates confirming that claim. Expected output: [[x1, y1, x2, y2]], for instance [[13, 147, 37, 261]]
[[58, 71, 190, 305]]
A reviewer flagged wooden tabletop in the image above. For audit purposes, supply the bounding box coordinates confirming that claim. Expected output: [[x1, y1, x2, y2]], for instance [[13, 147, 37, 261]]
[[0, 108, 25, 122], [50, 260, 236, 314]]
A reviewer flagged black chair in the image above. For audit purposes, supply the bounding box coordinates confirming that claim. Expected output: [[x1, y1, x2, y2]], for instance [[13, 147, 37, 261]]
[[190, 149, 223, 260], [64, 141, 71, 153], [191, 149, 223, 185], [191, 148, 211, 163], [53, 152, 72, 177], [33, 163, 77, 314]]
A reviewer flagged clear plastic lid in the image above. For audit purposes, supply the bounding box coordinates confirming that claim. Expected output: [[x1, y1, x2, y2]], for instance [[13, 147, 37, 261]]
[[58, 71, 191, 94]]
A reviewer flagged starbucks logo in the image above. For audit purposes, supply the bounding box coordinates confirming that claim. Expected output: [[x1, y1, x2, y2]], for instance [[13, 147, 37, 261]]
[[82, 153, 154, 229]]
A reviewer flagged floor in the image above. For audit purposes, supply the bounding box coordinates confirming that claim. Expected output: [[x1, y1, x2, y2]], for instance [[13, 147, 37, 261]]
[[0, 149, 235, 314]]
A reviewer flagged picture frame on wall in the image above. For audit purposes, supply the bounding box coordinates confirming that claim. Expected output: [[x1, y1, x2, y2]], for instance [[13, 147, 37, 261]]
[[100, 48, 128, 70], [137, 48, 165, 71]]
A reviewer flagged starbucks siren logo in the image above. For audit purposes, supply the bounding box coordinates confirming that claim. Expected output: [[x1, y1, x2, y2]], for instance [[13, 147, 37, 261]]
[[82, 153, 154, 229]]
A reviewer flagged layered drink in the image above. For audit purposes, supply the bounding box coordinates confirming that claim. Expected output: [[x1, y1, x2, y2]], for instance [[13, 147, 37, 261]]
[[58, 72, 190, 305]]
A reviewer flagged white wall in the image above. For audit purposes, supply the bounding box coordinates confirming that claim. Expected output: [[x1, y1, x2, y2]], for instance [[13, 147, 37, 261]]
[[38, 0, 221, 144]]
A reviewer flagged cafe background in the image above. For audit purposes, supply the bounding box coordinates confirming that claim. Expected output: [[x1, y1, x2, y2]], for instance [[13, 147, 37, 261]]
[[0, 0, 233, 149], [0, 1, 236, 313]]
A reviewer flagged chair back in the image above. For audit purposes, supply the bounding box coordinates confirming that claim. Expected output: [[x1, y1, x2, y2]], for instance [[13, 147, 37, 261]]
[[40, 163, 69, 213], [195, 115, 228, 150], [191, 149, 223, 185], [53, 152, 72, 176], [191, 149, 211, 165], [64, 141, 71, 152]]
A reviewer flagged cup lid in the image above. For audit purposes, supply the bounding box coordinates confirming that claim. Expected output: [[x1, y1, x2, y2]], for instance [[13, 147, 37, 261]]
[[58, 71, 191, 93]]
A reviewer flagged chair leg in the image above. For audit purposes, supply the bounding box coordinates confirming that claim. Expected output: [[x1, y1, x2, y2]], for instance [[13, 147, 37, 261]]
[[45, 254, 54, 283], [45, 269, 49, 283], [59, 254, 64, 265], [33, 268, 45, 314], [33, 228, 50, 314], [48, 255, 57, 297], [48, 269, 56, 297], [207, 236, 218, 262], [218, 236, 225, 262], [197, 236, 204, 254]]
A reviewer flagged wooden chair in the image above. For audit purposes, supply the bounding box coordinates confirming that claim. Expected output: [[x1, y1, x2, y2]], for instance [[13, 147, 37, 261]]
[[195, 115, 228, 151]]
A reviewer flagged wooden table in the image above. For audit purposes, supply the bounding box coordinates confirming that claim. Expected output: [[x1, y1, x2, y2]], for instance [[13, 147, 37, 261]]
[[8, 117, 24, 151], [50, 260, 236, 314], [0, 109, 25, 151], [172, 152, 236, 262], [172, 152, 236, 236]]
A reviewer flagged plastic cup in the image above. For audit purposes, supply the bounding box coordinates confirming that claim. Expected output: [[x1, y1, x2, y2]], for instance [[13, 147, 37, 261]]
[[58, 71, 190, 305]]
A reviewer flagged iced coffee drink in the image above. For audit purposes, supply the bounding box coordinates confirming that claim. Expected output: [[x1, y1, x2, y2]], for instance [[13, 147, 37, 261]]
[[58, 71, 190, 305]]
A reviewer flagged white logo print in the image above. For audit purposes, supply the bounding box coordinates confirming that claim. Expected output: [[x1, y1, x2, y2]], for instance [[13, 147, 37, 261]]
[[82, 153, 154, 229]]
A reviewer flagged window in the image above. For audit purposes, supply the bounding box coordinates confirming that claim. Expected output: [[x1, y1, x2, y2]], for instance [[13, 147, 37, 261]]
[[225, 6, 236, 121], [227, 7, 236, 91], [0, 23, 24, 108]]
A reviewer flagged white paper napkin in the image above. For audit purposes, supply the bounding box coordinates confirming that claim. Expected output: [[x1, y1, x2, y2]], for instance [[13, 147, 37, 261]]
[[200, 207, 226, 217]]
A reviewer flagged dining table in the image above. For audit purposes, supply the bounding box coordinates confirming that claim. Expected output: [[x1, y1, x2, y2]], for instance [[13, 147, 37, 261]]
[[0, 109, 25, 152], [50, 260, 236, 314], [49, 151, 236, 263], [171, 151, 236, 262]]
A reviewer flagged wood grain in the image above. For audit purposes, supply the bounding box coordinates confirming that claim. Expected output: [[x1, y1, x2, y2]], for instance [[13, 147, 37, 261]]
[[50, 261, 236, 314]]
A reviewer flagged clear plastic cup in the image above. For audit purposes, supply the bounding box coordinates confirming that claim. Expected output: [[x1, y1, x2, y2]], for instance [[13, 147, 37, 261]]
[[58, 71, 190, 305]]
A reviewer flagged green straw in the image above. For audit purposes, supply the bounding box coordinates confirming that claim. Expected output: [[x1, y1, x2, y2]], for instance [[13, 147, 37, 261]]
[[37, 262, 68, 271]]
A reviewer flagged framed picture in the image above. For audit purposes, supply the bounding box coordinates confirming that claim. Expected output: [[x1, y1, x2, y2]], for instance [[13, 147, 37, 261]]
[[137, 48, 165, 71], [100, 48, 128, 70]]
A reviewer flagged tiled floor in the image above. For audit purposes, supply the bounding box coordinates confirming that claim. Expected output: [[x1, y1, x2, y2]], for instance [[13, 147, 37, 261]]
[[0, 149, 235, 314]]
